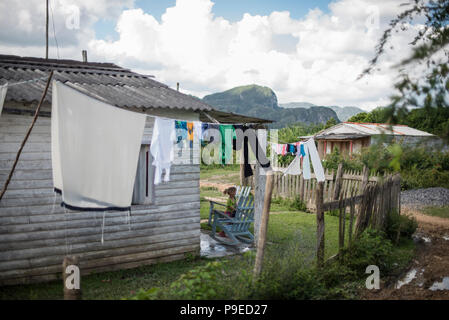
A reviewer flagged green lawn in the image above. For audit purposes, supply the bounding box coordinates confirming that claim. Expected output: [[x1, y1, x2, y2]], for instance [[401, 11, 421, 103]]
[[0, 166, 415, 300], [0, 210, 360, 300], [422, 206, 449, 219], [200, 164, 240, 185]]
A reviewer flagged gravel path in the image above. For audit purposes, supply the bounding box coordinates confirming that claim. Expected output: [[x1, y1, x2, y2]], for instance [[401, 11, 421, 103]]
[[401, 187, 449, 208]]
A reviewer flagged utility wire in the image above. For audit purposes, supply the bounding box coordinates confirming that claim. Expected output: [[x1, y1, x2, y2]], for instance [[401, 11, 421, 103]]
[[49, 0, 60, 59]]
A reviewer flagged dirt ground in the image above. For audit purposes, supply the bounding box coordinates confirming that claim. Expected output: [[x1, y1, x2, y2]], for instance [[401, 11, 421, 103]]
[[363, 206, 449, 300]]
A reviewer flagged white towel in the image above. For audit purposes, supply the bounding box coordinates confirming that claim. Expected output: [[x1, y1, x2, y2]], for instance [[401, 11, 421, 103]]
[[306, 138, 325, 182], [302, 143, 311, 179], [52, 81, 146, 210], [280, 156, 302, 175], [0, 84, 7, 116], [150, 117, 177, 185]]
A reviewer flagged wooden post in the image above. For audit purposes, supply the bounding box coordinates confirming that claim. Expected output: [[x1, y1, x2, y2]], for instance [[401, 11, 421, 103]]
[[361, 165, 369, 192], [254, 164, 266, 244], [0, 71, 53, 201], [316, 181, 325, 267], [63, 256, 82, 300], [338, 192, 345, 254], [333, 162, 343, 201], [253, 170, 274, 280], [348, 187, 356, 245]]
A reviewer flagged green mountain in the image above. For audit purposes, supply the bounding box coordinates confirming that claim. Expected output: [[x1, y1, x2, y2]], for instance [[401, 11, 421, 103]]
[[279, 102, 365, 122], [328, 106, 365, 121], [203, 85, 339, 128]]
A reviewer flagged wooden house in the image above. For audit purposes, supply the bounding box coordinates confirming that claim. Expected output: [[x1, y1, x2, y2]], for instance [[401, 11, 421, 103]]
[[0, 54, 269, 285], [310, 122, 436, 159]]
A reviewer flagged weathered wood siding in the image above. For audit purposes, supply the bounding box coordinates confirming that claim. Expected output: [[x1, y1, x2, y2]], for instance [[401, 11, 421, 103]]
[[0, 111, 201, 285]]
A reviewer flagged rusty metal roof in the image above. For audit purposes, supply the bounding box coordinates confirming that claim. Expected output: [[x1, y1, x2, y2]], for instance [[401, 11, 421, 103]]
[[0, 54, 272, 124]]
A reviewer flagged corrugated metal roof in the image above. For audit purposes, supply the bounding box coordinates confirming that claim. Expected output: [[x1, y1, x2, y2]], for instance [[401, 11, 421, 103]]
[[0, 54, 272, 124], [316, 122, 434, 137]]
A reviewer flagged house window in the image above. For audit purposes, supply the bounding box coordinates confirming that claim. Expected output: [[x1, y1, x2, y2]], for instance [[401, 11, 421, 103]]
[[132, 144, 154, 205]]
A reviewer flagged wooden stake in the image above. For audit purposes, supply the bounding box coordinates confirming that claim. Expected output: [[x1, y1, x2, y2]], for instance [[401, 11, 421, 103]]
[[63, 256, 82, 300], [316, 181, 325, 267], [333, 162, 343, 201], [253, 170, 274, 280], [0, 71, 53, 202]]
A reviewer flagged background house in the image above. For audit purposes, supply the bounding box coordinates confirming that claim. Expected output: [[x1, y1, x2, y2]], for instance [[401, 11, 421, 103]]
[[311, 122, 436, 158], [0, 54, 269, 285]]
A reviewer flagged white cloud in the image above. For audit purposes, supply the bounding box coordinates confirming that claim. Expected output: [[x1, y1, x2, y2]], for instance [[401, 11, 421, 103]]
[[0, 0, 423, 109], [0, 0, 133, 56], [88, 0, 421, 109]]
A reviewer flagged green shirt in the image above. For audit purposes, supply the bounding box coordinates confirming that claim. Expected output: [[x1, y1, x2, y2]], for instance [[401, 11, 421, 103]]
[[226, 197, 236, 213]]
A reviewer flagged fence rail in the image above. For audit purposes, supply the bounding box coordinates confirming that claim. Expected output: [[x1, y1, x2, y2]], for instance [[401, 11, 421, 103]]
[[272, 163, 381, 209]]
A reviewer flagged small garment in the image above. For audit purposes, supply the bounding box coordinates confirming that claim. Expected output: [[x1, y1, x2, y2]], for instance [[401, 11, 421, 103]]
[[299, 143, 306, 157], [271, 143, 283, 155], [281, 144, 287, 156], [150, 117, 177, 185], [0, 84, 7, 116], [287, 144, 297, 154], [51, 81, 146, 211], [175, 121, 188, 143], [306, 138, 325, 182], [187, 122, 194, 148]]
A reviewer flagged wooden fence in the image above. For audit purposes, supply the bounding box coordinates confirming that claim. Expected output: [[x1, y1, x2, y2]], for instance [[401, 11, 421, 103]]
[[272, 163, 381, 209], [315, 173, 402, 265]]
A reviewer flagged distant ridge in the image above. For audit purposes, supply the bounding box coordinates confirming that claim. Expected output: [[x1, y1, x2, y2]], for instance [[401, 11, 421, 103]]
[[203, 85, 339, 128], [280, 102, 364, 121]]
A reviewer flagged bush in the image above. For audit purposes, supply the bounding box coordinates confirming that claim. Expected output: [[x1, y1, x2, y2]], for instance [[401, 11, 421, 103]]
[[341, 229, 394, 274], [385, 212, 418, 242], [323, 143, 449, 190], [271, 196, 307, 212]]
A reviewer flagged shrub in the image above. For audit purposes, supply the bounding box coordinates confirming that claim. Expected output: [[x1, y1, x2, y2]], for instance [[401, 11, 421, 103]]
[[341, 229, 394, 274], [385, 212, 418, 242]]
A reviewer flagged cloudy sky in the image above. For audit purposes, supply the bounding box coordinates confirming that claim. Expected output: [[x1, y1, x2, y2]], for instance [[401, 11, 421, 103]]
[[0, 0, 421, 110]]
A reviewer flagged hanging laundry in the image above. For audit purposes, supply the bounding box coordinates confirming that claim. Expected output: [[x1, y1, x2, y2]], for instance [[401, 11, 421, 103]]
[[151, 117, 177, 185], [234, 125, 270, 178], [219, 125, 236, 164], [302, 143, 311, 180], [281, 144, 287, 156], [194, 121, 202, 143], [299, 143, 306, 157], [0, 84, 7, 116], [306, 138, 325, 182], [51, 81, 146, 211], [287, 144, 297, 154], [278, 156, 302, 175], [175, 121, 188, 143], [187, 122, 194, 148]]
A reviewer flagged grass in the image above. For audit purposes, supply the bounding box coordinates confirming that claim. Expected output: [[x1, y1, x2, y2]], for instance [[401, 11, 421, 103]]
[[0, 257, 210, 300], [200, 164, 240, 185], [422, 206, 449, 219], [0, 167, 416, 300], [0, 210, 351, 300]]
